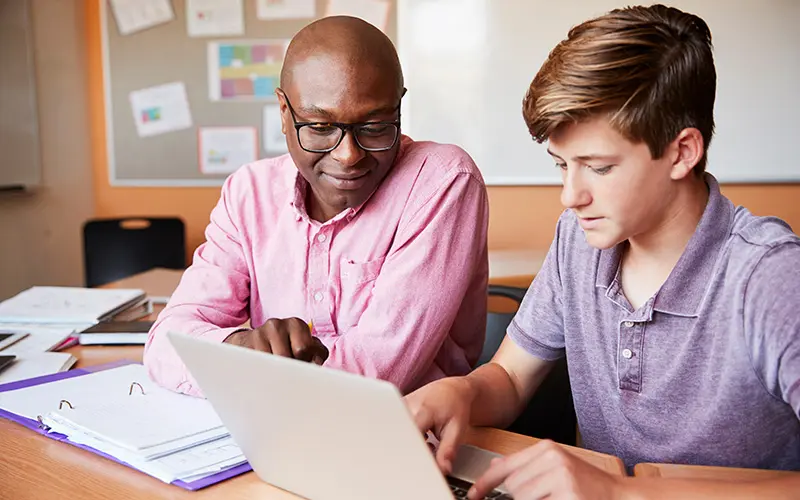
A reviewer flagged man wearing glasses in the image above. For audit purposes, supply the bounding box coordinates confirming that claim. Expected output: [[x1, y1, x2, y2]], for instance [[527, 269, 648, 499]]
[[144, 16, 489, 396]]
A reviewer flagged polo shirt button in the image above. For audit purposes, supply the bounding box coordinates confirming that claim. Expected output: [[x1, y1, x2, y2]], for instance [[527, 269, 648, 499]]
[[622, 348, 633, 359], [317, 233, 327, 243], [314, 292, 323, 302], [623, 321, 634, 328]]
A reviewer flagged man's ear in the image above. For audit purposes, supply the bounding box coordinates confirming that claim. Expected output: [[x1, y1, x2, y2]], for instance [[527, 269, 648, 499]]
[[669, 128, 705, 180], [275, 89, 289, 135]]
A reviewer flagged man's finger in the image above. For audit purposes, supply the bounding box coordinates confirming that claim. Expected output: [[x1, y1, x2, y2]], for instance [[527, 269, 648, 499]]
[[264, 321, 293, 358], [286, 318, 315, 361], [311, 337, 329, 363]]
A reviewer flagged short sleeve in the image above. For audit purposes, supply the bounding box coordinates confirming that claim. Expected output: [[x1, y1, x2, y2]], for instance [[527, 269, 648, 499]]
[[506, 215, 568, 361]]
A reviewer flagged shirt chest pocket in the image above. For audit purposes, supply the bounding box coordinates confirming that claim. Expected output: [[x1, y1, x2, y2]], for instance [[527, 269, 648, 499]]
[[336, 256, 386, 329]]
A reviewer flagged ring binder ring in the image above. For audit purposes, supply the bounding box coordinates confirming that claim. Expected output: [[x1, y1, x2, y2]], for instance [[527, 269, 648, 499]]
[[129, 381, 145, 395], [58, 399, 73, 410], [36, 415, 50, 430]]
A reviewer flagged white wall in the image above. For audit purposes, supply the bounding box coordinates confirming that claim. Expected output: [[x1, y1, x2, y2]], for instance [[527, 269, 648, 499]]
[[399, 0, 800, 184], [0, 0, 94, 300]]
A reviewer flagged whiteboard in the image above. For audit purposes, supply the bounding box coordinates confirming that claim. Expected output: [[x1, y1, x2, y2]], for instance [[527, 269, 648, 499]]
[[398, 0, 800, 185]]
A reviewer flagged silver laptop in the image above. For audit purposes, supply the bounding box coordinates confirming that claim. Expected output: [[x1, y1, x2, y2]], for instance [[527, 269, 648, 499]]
[[167, 332, 511, 500]]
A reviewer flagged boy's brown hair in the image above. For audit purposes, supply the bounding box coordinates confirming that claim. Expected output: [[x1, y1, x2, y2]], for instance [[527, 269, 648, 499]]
[[523, 4, 716, 173]]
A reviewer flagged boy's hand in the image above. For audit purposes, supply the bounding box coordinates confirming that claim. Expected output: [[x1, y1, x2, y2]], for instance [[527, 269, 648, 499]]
[[469, 440, 625, 500], [405, 377, 475, 474]]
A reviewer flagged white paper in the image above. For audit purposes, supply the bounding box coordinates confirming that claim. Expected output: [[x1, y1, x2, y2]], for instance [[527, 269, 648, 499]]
[[0, 287, 144, 324], [0, 365, 222, 453], [256, 0, 316, 20], [187, 0, 244, 37], [207, 40, 290, 102], [109, 0, 175, 36], [129, 82, 193, 138], [263, 104, 288, 154], [199, 127, 258, 174], [1, 326, 77, 355], [0, 353, 77, 385], [325, 0, 390, 32]]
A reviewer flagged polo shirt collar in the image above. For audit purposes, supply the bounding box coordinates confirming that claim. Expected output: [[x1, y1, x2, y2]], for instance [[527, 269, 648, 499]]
[[595, 173, 734, 317]]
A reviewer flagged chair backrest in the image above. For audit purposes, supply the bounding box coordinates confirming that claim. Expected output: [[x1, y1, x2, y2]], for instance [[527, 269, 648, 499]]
[[82, 217, 186, 288], [482, 284, 577, 446]]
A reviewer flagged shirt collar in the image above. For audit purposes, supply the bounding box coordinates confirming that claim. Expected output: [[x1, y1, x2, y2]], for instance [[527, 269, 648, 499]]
[[595, 173, 734, 317]]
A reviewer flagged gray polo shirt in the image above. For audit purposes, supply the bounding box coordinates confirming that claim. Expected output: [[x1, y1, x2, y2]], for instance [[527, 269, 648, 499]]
[[509, 174, 800, 470]]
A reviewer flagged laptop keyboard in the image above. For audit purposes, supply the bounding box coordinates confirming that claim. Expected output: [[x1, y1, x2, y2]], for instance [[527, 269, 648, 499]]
[[446, 476, 512, 499]]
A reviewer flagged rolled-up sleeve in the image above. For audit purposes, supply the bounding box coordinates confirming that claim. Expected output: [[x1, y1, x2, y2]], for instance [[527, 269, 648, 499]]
[[143, 175, 252, 396]]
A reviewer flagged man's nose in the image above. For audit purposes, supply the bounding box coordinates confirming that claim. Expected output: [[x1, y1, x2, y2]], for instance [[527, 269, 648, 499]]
[[329, 130, 366, 167]]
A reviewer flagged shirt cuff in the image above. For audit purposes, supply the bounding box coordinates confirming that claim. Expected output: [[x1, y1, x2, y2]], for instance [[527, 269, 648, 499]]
[[507, 319, 565, 361]]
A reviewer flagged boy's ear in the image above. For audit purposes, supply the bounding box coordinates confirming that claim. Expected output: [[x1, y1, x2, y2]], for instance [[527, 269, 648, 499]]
[[669, 128, 705, 180]]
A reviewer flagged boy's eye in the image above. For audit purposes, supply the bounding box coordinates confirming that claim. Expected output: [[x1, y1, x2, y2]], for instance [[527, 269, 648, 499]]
[[554, 163, 567, 171], [591, 165, 614, 175]]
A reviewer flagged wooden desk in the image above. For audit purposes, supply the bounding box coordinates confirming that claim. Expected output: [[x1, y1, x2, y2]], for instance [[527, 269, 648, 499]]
[[0, 269, 624, 499], [634, 462, 799, 481]]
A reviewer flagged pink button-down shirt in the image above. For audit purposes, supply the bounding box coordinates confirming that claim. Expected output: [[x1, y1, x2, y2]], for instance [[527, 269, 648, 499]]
[[144, 136, 489, 396]]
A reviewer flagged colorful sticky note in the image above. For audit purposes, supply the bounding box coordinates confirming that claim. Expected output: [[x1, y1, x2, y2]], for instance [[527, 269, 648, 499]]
[[232, 45, 251, 65], [218, 45, 235, 67], [253, 77, 276, 97], [220, 79, 237, 98]]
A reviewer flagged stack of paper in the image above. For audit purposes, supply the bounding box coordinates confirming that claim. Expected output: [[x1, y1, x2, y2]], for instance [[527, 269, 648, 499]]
[[0, 352, 77, 384], [0, 364, 246, 483], [0, 287, 145, 324], [0, 286, 147, 359]]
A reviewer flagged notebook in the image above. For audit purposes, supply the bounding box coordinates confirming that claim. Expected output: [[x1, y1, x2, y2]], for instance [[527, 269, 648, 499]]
[[78, 321, 154, 345], [0, 362, 251, 489], [0, 352, 77, 384], [0, 287, 146, 324]]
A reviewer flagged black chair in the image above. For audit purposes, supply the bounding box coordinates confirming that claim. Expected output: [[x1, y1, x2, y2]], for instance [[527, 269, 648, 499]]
[[82, 217, 186, 288], [481, 285, 577, 446]]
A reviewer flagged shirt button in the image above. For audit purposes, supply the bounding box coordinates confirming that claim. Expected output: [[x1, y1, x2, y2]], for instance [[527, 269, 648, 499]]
[[317, 233, 327, 243], [623, 321, 635, 328], [314, 292, 323, 302], [622, 348, 633, 359]]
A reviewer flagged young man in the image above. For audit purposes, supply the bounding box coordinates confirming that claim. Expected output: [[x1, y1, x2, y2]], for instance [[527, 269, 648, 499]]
[[407, 5, 800, 499], [144, 16, 489, 397]]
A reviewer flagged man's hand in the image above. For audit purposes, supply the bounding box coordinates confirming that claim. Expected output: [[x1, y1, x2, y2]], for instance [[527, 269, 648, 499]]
[[223, 317, 329, 365], [405, 377, 475, 475], [469, 440, 625, 500]]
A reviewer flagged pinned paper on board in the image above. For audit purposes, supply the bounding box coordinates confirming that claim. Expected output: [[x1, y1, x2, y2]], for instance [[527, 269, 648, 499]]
[[325, 0, 390, 32], [256, 0, 316, 20], [207, 40, 290, 101], [198, 127, 258, 174], [109, 0, 175, 36], [129, 82, 193, 138], [263, 104, 288, 155], [186, 0, 244, 37]]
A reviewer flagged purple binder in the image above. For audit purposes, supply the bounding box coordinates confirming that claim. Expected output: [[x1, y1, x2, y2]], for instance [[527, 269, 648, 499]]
[[0, 360, 252, 490]]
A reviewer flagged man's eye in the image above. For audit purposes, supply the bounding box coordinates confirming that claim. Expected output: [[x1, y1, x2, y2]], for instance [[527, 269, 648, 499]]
[[360, 124, 391, 136], [307, 125, 338, 135]]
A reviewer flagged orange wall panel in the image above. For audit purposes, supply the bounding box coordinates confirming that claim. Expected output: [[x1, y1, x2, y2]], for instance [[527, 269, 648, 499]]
[[86, 0, 800, 260]]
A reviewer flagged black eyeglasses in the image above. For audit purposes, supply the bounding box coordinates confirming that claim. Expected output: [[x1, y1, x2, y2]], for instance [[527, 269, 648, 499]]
[[277, 89, 403, 153]]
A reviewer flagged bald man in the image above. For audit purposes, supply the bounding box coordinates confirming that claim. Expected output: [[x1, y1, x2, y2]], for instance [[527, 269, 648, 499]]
[[144, 17, 489, 396]]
